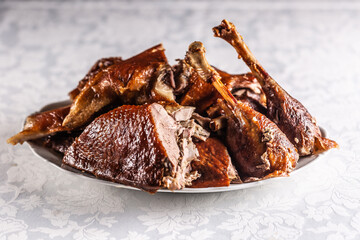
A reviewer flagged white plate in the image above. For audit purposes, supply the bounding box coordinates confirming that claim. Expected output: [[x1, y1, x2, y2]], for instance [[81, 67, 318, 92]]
[[27, 101, 323, 193]]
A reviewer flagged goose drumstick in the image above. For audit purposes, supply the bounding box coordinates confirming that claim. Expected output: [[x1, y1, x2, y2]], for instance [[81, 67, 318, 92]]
[[212, 19, 338, 156]]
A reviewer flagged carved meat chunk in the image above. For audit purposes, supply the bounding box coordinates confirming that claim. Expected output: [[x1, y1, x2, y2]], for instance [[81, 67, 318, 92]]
[[190, 137, 239, 188], [7, 106, 71, 145], [175, 60, 266, 113], [63, 44, 175, 129], [63, 103, 200, 192]]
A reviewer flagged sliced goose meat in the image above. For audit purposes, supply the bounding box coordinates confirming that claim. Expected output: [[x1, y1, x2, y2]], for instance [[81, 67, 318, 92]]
[[62, 103, 203, 192], [189, 137, 240, 188]]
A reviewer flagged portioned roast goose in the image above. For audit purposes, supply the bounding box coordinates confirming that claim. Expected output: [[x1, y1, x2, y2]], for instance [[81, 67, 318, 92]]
[[7, 24, 338, 192], [213, 20, 338, 156], [63, 103, 206, 192], [63, 44, 175, 129], [185, 41, 299, 181]]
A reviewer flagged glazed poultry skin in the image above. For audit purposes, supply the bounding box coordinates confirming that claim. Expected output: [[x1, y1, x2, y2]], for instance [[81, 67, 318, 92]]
[[7, 106, 71, 145], [63, 103, 201, 192], [190, 137, 239, 188], [69, 57, 123, 100]]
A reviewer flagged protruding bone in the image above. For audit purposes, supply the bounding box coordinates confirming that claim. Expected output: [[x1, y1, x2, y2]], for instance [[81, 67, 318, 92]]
[[185, 41, 238, 109], [213, 20, 271, 87]]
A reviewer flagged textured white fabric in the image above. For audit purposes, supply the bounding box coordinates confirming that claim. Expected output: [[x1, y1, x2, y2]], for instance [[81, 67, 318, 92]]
[[1, 1, 359, 239]]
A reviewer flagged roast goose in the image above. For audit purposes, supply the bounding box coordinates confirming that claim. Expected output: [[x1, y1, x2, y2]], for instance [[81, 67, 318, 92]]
[[8, 20, 338, 193]]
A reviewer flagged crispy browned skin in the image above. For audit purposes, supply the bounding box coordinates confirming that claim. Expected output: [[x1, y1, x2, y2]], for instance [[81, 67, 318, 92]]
[[7, 106, 71, 145], [224, 101, 298, 180], [63, 104, 179, 192], [69, 57, 123, 100], [178, 61, 265, 113], [190, 138, 237, 188], [185, 41, 299, 180], [63, 44, 171, 129], [213, 20, 338, 156]]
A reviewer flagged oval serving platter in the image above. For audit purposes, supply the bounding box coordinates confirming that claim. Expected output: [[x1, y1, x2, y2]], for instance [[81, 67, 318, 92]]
[[27, 101, 323, 193]]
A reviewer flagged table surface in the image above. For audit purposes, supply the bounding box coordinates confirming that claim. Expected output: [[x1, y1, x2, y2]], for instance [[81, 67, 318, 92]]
[[1, 1, 360, 239]]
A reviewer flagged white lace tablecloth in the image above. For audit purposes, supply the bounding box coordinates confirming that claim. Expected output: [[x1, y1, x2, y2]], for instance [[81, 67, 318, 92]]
[[1, 1, 360, 239]]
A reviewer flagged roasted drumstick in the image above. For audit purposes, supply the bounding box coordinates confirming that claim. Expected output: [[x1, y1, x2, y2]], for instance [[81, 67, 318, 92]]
[[213, 20, 338, 156], [185, 41, 299, 180]]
